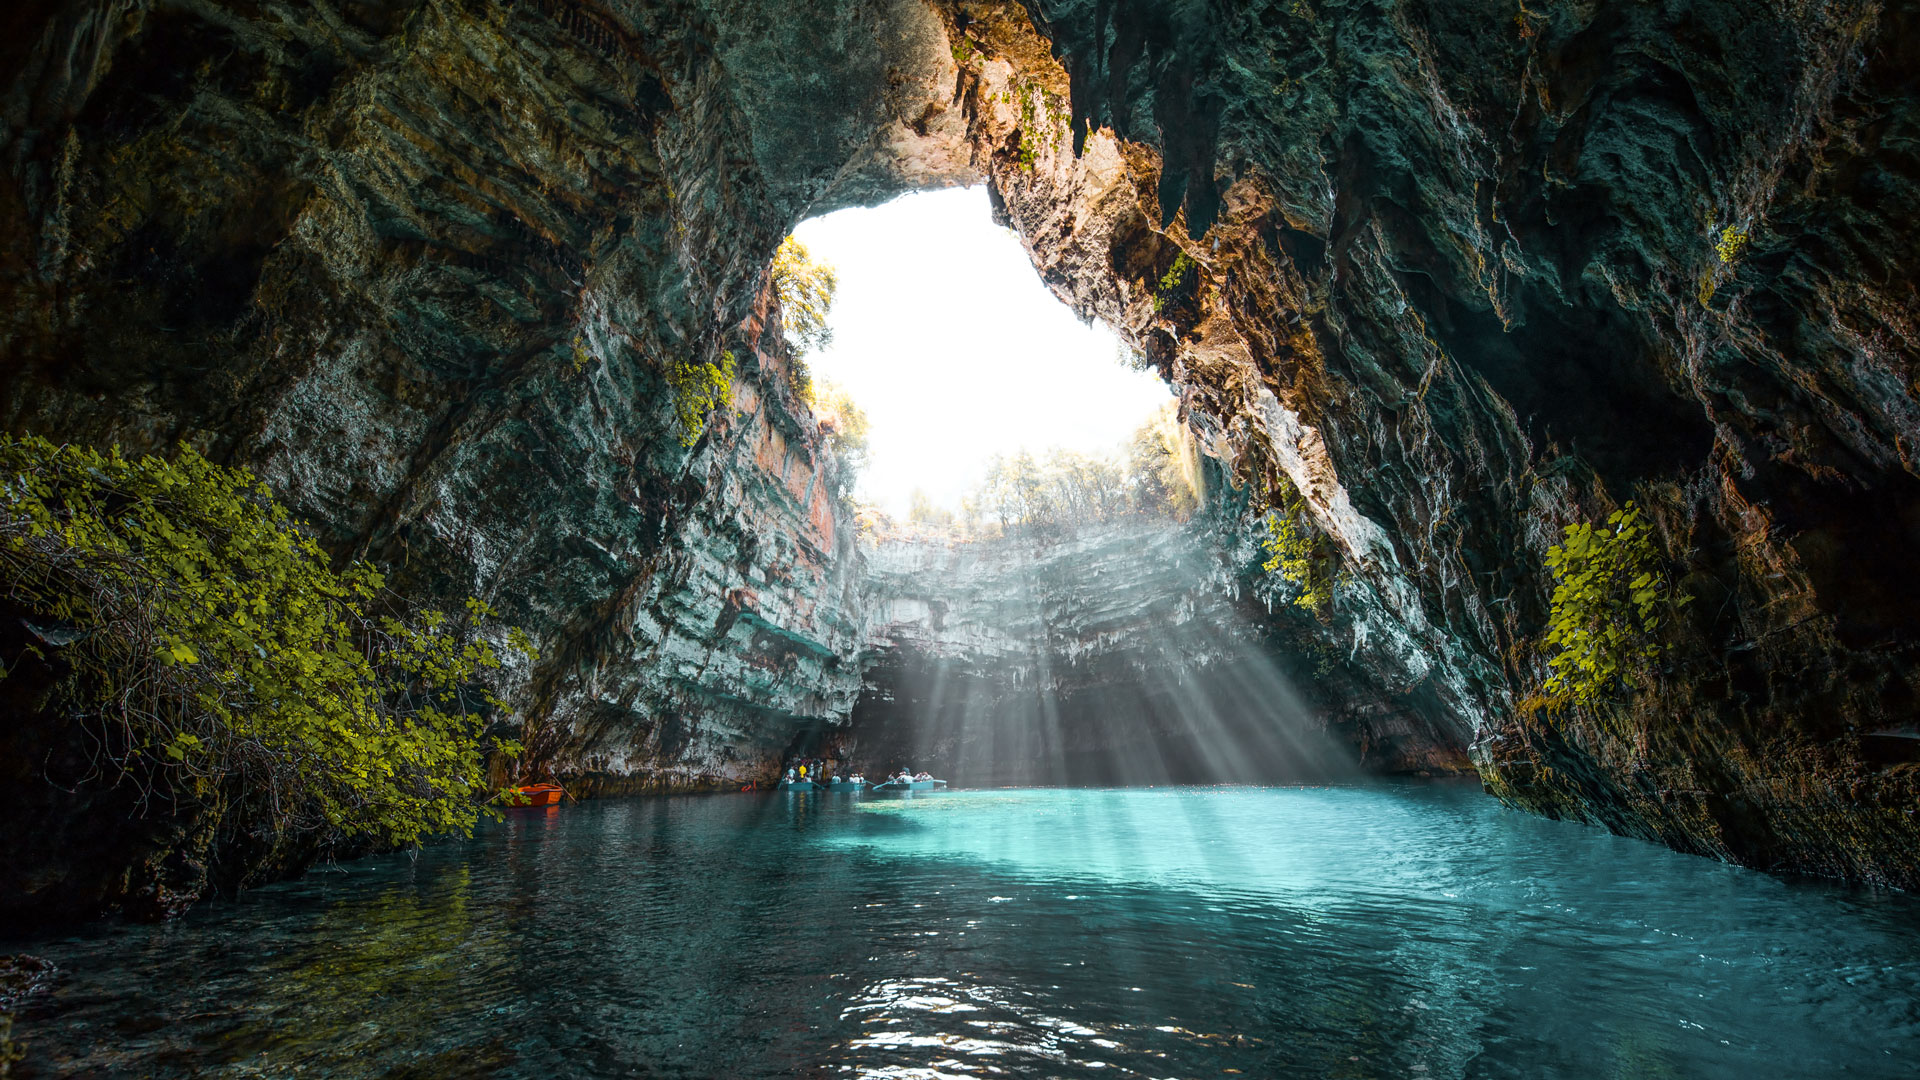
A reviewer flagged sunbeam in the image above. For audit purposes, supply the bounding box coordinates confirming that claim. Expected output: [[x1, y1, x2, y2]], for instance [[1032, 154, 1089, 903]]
[[850, 522, 1357, 788]]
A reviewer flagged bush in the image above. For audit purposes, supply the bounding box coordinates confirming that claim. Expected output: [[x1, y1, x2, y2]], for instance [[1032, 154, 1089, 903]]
[[0, 436, 527, 847], [1262, 508, 1330, 615], [1152, 252, 1194, 313], [1540, 501, 1688, 706], [667, 349, 736, 447], [1714, 225, 1749, 264]]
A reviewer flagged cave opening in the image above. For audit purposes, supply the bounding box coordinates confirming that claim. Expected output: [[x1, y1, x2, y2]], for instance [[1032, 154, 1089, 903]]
[[7, 1, 1920, 1073], [765, 187, 1355, 789], [783, 185, 1173, 524]]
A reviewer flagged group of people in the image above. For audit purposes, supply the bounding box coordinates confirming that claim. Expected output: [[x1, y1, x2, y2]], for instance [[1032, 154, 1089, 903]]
[[784, 757, 865, 786], [781, 759, 935, 786]]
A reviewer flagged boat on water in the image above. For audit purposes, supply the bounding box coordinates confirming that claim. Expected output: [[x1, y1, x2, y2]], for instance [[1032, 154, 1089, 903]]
[[870, 777, 948, 792], [825, 778, 866, 790], [505, 783, 565, 807], [777, 778, 822, 791]]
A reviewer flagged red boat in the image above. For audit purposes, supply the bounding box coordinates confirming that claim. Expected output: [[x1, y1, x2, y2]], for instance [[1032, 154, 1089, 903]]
[[506, 783, 565, 807]]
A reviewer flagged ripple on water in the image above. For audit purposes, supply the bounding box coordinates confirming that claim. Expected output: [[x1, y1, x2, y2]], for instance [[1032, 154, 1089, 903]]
[[4, 784, 1918, 1079]]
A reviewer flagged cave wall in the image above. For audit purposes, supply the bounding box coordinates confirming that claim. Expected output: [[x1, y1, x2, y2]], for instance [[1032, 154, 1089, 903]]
[[0, 0, 982, 918], [850, 519, 1468, 784], [0, 0, 973, 791], [953, 0, 1920, 884], [2, 0, 1919, 899]]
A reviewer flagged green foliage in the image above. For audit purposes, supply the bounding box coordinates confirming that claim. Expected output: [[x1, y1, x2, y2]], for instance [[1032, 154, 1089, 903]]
[[806, 379, 870, 489], [667, 349, 736, 447], [0, 1013, 21, 1078], [1154, 251, 1194, 312], [1540, 501, 1689, 706], [771, 236, 838, 399], [1713, 225, 1750, 264], [975, 449, 1118, 534], [1127, 401, 1203, 520], [960, 404, 1201, 538], [772, 237, 838, 360], [1159, 252, 1195, 294], [1006, 80, 1068, 172], [1259, 478, 1333, 616], [1262, 512, 1328, 614], [0, 436, 528, 847], [950, 35, 981, 69], [1698, 221, 1750, 304], [908, 488, 956, 529]]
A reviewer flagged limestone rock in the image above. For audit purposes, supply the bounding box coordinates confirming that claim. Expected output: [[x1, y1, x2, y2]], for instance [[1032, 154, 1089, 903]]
[[853, 519, 1467, 784], [2, 0, 1919, 911]]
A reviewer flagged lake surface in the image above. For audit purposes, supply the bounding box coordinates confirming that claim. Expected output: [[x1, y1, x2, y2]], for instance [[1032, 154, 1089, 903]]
[[5, 783, 1917, 1078]]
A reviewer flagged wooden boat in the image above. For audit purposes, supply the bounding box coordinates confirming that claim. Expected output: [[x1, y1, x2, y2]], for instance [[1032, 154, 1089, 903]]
[[778, 778, 821, 790], [870, 777, 948, 792], [506, 783, 565, 807]]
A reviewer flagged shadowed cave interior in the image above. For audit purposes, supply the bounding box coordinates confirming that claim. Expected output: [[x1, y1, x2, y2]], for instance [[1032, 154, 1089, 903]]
[[3, 0, 1920, 1073], [0, 0, 1915, 913]]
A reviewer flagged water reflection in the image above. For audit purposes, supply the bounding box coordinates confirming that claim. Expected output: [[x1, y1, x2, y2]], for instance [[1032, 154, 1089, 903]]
[[253, 867, 506, 1063], [839, 973, 1265, 1076], [4, 786, 1917, 1079]]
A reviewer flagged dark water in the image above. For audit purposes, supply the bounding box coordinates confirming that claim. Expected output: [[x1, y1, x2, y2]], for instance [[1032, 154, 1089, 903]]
[[6, 784, 1918, 1078]]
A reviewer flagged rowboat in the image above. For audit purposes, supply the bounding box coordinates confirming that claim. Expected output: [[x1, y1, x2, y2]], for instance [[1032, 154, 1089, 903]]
[[778, 778, 821, 790], [870, 778, 948, 792], [825, 778, 866, 790], [506, 783, 565, 807]]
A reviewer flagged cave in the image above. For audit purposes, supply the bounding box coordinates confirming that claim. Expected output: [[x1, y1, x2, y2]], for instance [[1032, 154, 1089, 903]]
[[2, 0, 1920, 1074]]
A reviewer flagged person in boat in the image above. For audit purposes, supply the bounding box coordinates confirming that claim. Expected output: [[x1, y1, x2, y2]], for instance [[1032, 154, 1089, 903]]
[[785, 766, 795, 783], [913, 771, 932, 781]]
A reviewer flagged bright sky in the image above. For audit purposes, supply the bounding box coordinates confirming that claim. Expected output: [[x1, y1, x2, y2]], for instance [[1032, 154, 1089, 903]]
[[790, 187, 1172, 517]]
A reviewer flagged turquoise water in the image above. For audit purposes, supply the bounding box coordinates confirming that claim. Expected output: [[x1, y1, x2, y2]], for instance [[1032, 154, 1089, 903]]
[[6, 783, 1918, 1078]]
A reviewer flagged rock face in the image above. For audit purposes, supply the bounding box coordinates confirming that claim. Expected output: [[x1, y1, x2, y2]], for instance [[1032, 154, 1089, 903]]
[[535, 326, 872, 797], [852, 518, 1467, 784], [975, 0, 1920, 884], [0, 0, 963, 793], [2, 0, 1919, 909], [0, 0, 971, 919]]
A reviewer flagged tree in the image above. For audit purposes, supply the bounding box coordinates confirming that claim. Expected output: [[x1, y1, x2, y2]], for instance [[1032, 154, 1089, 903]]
[[962, 415, 1201, 539], [772, 236, 838, 362], [807, 379, 870, 489], [908, 488, 955, 528], [1126, 403, 1201, 519]]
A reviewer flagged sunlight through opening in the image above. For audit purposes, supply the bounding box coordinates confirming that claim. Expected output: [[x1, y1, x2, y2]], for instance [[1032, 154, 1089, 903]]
[[788, 187, 1172, 520]]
